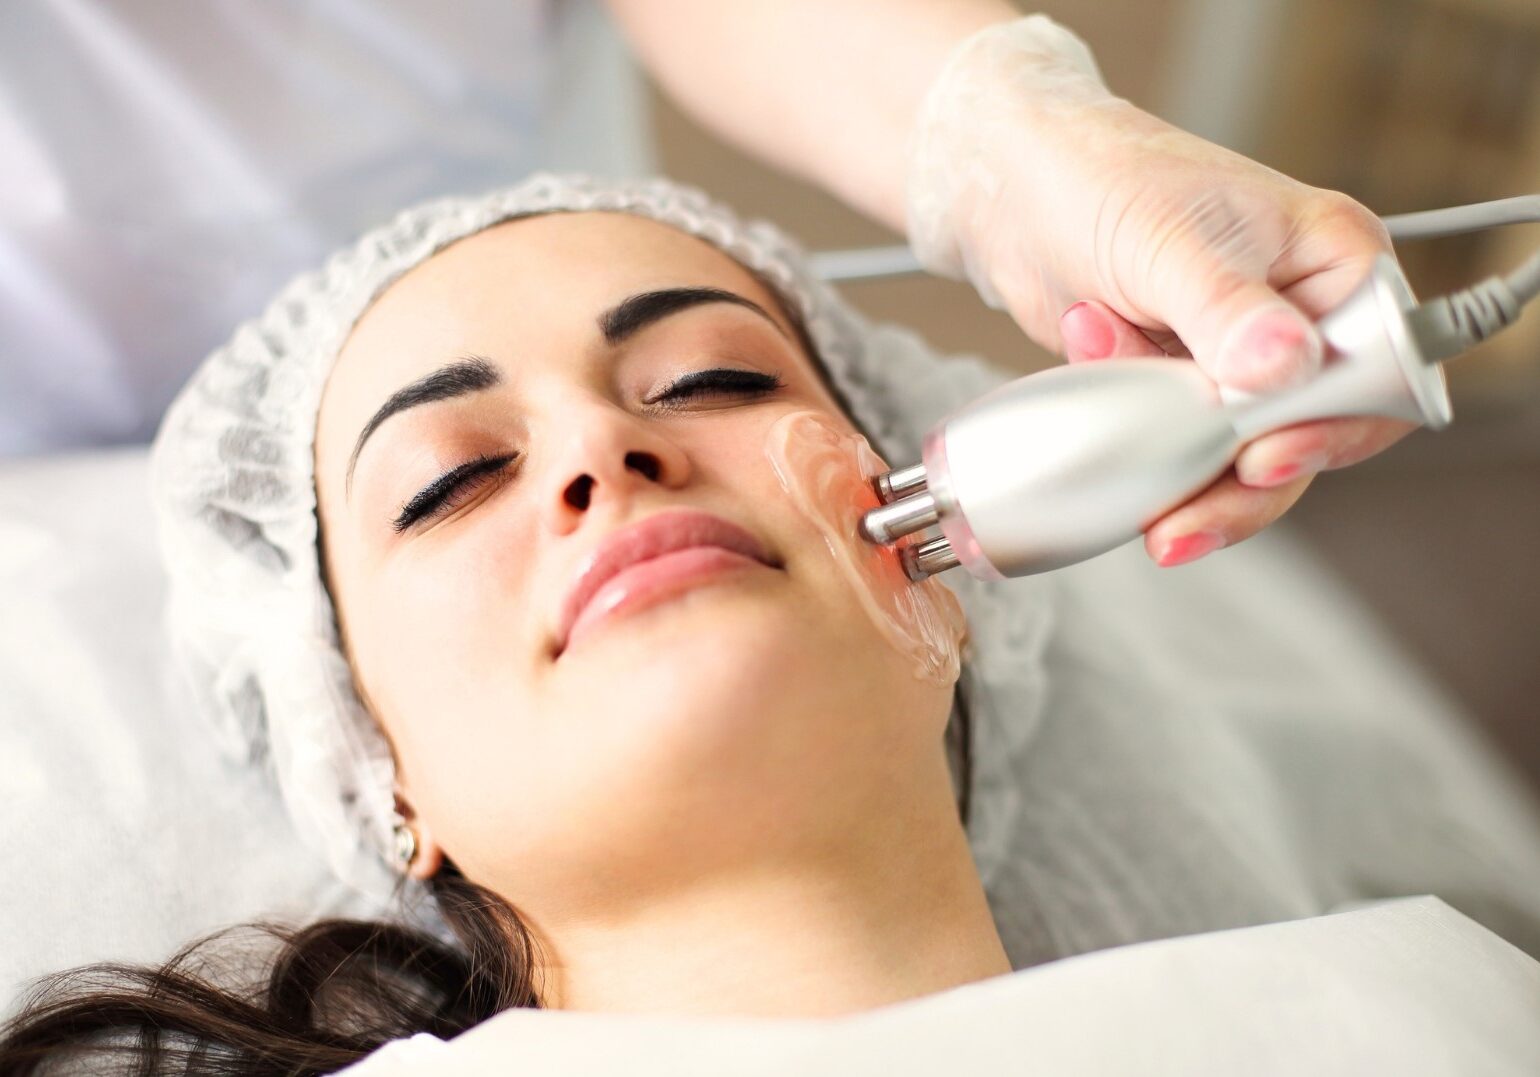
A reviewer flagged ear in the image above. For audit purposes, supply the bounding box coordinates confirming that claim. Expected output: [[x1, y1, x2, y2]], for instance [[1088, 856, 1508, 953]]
[[394, 791, 445, 881], [406, 819, 445, 881]]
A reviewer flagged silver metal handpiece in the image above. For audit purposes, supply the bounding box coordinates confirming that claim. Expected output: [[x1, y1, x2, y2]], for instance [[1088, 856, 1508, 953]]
[[904, 535, 961, 579], [860, 489, 940, 545], [860, 467, 963, 580], [875, 462, 928, 502], [861, 255, 1453, 582]]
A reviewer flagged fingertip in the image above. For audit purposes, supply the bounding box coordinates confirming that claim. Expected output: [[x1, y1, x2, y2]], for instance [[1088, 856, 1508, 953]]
[[1061, 301, 1117, 360], [1145, 470, 1314, 566], [1212, 303, 1324, 392], [1233, 426, 1332, 485], [1236, 450, 1329, 488], [1060, 300, 1166, 361], [1149, 529, 1227, 568]]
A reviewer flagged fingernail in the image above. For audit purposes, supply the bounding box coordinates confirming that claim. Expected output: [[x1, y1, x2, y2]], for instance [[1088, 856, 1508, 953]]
[[1219, 311, 1321, 389], [1061, 301, 1116, 359], [1238, 452, 1328, 488], [1155, 530, 1226, 568]]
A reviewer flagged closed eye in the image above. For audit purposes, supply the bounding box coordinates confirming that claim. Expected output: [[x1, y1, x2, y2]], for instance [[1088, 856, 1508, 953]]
[[647, 368, 785, 409], [393, 453, 517, 533], [390, 369, 781, 532]]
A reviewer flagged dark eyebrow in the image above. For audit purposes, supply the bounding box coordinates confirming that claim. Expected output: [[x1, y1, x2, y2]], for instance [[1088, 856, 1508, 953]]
[[599, 287, 787, 345], [346, 356, 500, 493], [345, 289, 785, 496]]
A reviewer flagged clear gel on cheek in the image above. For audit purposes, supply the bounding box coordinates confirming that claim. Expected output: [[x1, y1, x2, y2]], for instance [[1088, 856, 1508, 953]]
[[765, 410, 966, 686]]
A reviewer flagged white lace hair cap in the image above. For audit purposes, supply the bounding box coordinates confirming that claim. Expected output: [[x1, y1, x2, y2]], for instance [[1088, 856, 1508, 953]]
[[150, 173, 1052, 904]]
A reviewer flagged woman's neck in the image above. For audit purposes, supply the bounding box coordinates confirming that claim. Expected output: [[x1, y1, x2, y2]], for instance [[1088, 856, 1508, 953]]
[[532, 750, 1012, 1018]]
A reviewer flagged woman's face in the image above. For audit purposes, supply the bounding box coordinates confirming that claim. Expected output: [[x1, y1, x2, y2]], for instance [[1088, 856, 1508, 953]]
[[313, 212, 964, 922]]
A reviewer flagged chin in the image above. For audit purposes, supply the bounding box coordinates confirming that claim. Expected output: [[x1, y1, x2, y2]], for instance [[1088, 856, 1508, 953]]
[[573, 591, 841, 745], [597, 590, 804, 689], [551, 604, 916, 870]]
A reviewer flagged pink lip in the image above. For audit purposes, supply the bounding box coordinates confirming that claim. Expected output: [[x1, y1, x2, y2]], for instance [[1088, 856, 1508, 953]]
[[555, 510, 778, 657]]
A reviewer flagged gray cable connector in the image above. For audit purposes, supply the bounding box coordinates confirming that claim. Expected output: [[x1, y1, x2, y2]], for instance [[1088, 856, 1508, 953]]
[[1408, 276, 1524, 364]]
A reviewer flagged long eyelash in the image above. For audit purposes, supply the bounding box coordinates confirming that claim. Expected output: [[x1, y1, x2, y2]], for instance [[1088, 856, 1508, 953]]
[[392, 453, 516, 533], [651, 368, 785, 408], [390, 370, 778, 532]]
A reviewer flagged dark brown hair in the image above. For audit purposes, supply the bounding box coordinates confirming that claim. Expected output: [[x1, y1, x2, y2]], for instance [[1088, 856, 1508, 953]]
[[0, 862, 535, 1074]]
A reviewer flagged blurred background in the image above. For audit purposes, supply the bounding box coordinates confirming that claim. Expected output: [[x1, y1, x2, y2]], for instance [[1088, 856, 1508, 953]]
[[646, 0, 1540, 786]]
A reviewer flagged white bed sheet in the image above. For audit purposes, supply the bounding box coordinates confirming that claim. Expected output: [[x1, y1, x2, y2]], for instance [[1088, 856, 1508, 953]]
[[0, 449, 388, 1019], [338, 896, 1540, 1076]]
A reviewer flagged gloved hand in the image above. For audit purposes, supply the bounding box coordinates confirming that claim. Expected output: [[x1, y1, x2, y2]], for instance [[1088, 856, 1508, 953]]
[[907, 16, 1416, 567]]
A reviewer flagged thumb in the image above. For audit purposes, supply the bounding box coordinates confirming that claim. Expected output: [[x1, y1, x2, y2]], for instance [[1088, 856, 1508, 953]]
[[1156, 251, 1324, 394]]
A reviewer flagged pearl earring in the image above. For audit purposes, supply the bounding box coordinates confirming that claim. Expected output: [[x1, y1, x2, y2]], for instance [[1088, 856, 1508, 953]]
[[390, 811, 417, 870]]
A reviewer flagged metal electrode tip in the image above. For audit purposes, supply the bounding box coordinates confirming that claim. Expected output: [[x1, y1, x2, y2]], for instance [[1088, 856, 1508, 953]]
[[900, 536, 961, 581], [860, 490, 940, 545], [874, 462, 928, 504]]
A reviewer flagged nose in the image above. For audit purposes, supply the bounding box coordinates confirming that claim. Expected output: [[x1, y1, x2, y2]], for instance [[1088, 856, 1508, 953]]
[[539, 400, 692, 536]]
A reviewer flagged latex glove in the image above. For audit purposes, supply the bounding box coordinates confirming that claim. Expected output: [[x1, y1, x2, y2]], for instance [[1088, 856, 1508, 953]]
[[907, 16, 1416, 567]]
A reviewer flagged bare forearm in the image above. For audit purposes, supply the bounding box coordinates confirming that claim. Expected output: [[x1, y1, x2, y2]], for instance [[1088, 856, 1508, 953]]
[[606, 0, 1018, 233]]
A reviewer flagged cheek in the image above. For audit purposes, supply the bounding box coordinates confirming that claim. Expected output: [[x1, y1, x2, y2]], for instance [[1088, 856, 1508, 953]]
[[764, 410, 966, 686], [352, 550, 561, 881], [362, 527, 540, 682], [342, 518, 548, 776]]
